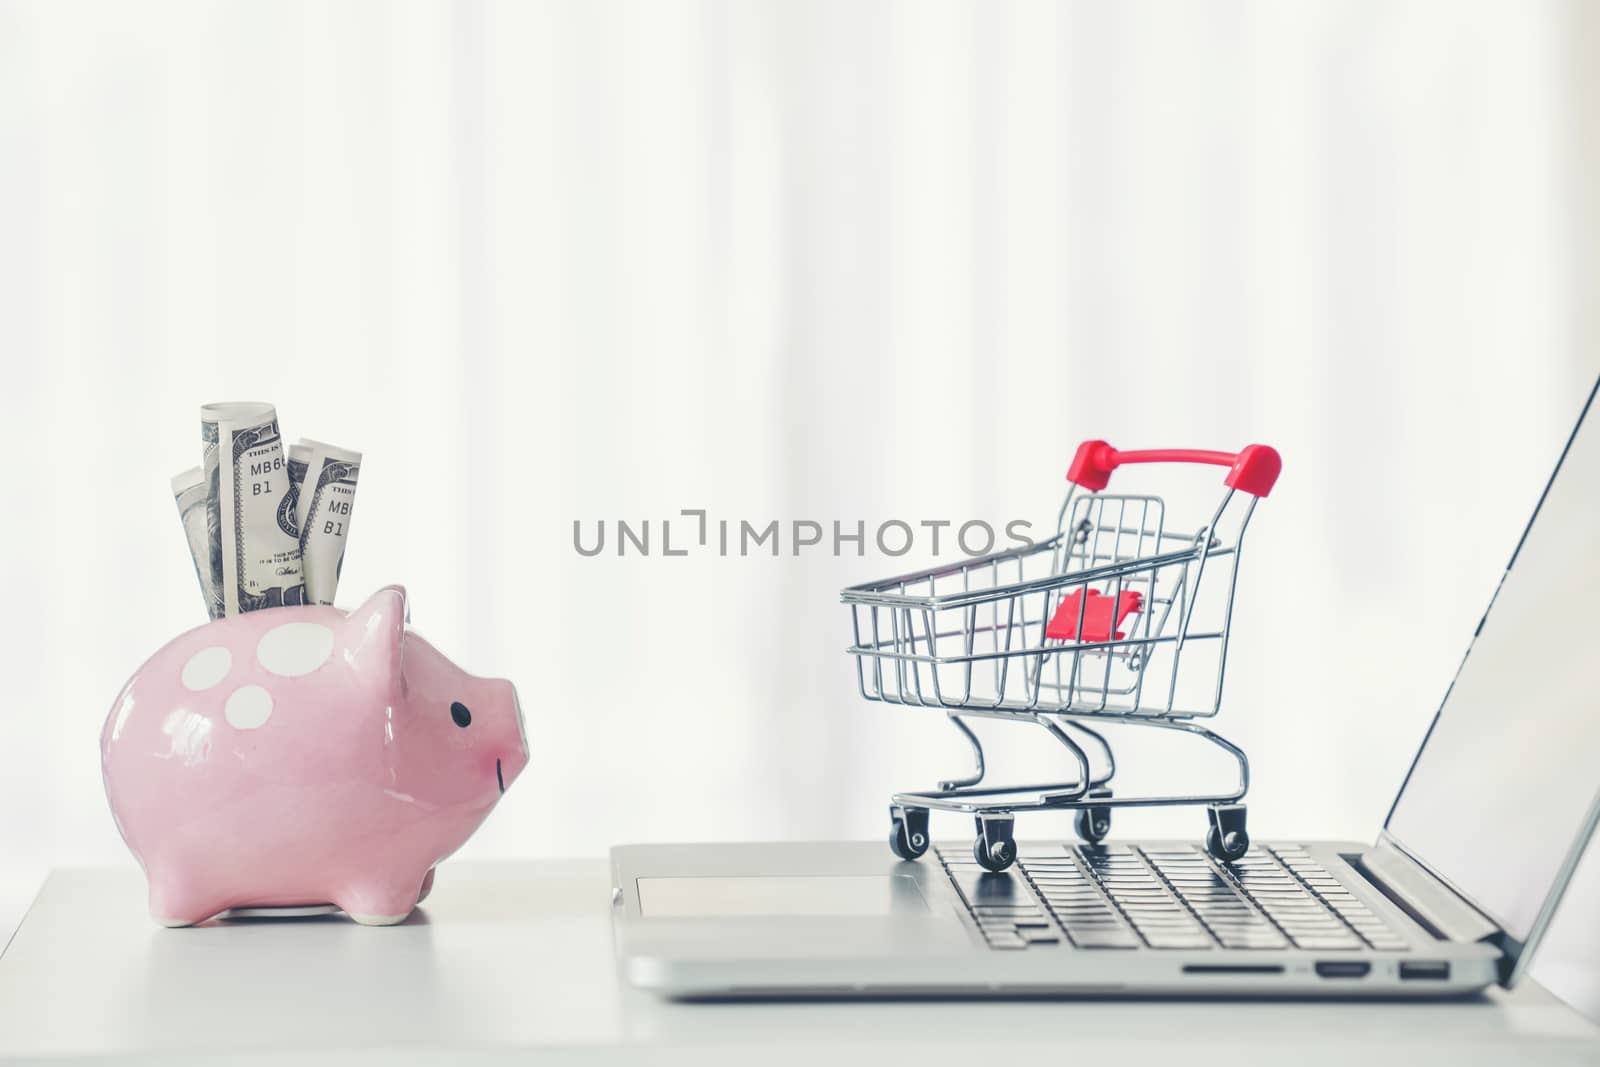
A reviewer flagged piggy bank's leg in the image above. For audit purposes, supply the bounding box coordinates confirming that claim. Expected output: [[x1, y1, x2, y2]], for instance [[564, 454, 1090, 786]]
[[333, 880, 423, 926], [417, 868, 436, 903], [147, 871, 225, 928], [347, 911, 412, 927]]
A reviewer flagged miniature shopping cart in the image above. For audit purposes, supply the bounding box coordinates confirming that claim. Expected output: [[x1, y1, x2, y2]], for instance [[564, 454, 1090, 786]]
[[841, 441, 1281, 871]]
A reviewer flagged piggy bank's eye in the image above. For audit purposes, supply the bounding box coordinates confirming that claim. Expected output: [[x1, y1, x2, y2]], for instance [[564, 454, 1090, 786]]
[[450, 701, 472, 728]]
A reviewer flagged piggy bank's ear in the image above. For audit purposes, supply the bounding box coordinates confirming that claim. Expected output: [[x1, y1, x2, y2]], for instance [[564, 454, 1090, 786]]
[[341, 585, 407, 689]]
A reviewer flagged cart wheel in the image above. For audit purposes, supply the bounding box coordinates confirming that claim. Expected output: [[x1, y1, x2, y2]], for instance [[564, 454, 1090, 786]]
[[1206, 825, 1249, 863], [889, 808, 930, 861], [972, 835, 1015, 872], [1205, 803, 1249, 863], [1075, 806, 1111, 844], [973, 813, 1016, 872], [889, 805, 930, 862]]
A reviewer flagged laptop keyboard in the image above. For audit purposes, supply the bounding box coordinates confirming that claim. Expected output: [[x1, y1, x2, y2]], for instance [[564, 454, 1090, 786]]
[[938, 843, 1411, 952]]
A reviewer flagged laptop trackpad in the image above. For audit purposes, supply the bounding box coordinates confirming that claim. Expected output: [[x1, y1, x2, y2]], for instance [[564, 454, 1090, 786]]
[[636, 875, 929, 918]]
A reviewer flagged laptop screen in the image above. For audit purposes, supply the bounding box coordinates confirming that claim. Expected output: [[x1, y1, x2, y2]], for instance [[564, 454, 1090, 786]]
[[1386, 379, 1600, 945]]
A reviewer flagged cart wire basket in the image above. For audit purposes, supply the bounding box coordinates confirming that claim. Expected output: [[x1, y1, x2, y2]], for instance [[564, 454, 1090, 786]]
[[841, 440, 1282, 871]]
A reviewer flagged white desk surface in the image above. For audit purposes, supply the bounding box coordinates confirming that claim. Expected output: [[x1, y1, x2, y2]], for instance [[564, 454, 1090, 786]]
[[1, 861, 1597, 1065]]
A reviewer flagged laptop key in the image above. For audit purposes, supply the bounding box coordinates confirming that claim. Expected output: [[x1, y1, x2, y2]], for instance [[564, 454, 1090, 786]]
[[1144, 937, 1214, 950], [1292, 936, 1362, 950]]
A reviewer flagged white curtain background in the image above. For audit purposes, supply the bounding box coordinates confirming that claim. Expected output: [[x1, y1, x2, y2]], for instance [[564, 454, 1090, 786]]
[[2, 0, 1597, 1013]]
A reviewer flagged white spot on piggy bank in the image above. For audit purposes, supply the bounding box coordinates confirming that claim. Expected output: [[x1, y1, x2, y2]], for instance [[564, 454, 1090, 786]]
[[181, 647, 231, 691], [98, 585, 529, 928], [224, 685, 274, 729], [256, 622, 334, 677]]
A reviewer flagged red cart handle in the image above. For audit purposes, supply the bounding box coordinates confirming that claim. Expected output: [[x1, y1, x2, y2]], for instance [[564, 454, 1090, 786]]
[[1067, 441, 1282, 498]]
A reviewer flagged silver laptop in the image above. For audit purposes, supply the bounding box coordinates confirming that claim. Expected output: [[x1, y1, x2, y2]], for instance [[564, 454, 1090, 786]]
[[611, 381, 1600, 998]]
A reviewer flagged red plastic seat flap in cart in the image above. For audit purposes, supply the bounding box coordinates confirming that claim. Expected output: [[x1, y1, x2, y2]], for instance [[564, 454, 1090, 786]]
[[1046, 588, 1145, 643]]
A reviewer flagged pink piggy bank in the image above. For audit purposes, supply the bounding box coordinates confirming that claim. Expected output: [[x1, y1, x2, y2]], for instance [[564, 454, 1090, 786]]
[[100, 585, 528, 926]]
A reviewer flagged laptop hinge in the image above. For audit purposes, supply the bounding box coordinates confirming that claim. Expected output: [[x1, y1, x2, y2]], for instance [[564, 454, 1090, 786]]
[[1356, 838, 1501, 944]]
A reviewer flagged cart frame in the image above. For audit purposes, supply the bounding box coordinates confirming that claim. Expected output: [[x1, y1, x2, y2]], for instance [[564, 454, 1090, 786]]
[[841, 441, 1281, 870]]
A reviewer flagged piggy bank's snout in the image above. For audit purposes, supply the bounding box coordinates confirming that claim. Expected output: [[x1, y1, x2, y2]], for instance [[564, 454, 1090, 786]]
[[499, 680, 529, 790]]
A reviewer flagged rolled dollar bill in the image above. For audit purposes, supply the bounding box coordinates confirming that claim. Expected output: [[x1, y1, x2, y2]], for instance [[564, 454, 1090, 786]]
[[170, 467, 221, 618], [285, 443, 312, 533], [292, 438, 362, 606], [201, 402, 307, 615]]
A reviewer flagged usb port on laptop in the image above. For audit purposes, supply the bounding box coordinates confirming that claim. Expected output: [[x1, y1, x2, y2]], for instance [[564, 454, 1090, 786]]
[[1314, 961, 1371, 979], [1399, 961, 1451, 980]]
